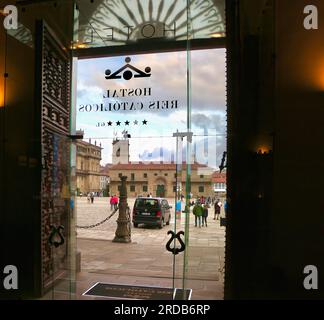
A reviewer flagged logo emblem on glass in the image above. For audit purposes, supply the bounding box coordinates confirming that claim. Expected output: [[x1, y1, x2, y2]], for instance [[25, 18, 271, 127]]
[[105, 57, 151, 81]]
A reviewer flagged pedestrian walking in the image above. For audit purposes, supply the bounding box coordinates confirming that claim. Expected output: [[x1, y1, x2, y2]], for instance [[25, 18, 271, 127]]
[[176, 199, 182, 220], [109, 196, 114, 211], [193, 201, 203, 228], [202, 203, 209, 227], [90, 192, 94, 204], [113, 195, 119, 210], [214, 199, 222, 220]]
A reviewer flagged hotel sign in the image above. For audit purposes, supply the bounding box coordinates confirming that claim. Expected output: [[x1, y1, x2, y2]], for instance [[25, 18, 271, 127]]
[[78, 87, 178, 113], [75, 0, 226, 49], [78, 57, 179, 115]]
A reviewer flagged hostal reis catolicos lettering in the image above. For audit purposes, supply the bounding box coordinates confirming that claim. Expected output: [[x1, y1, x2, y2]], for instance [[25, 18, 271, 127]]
[[103, 88, 151, 99], [78, 86, 179, 113]]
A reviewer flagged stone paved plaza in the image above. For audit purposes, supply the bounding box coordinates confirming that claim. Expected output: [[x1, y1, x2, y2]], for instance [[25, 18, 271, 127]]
[[75, 197, 226, 300]]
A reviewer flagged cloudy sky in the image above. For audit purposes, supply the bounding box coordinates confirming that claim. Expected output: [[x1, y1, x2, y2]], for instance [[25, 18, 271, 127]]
[[76, 48, 226, 169]]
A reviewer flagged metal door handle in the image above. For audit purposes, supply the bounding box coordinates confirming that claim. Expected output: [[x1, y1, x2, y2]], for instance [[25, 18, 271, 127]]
[[49, 225, 65, 247], [166, 230, 185, 255]]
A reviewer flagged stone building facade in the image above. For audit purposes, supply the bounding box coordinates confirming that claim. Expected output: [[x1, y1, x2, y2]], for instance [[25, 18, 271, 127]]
[[109, 162, 215, 198], [76, 140, 102, 195]]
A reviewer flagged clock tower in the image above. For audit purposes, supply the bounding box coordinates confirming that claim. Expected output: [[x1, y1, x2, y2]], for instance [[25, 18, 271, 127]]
[[112, 132, 130, 165]]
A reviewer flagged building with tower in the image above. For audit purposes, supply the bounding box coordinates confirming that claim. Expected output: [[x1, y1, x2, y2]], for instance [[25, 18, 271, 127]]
[[109, 135, 216, 198], [112, 131, 131, 165]]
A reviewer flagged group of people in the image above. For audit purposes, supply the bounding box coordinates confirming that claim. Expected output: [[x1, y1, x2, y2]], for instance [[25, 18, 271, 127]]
[[192, 198, 224, 227], [86, 191, 106, 203]]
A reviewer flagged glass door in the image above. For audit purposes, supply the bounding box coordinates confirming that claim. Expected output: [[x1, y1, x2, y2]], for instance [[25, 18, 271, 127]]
[[1, 0, 226, 300], [74, 50, 189, 299], [181, 47, 227, 300], [72, 0, 226, 300]]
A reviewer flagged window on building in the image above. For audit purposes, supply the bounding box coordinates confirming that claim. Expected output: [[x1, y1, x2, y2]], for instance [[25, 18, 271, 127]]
[[164, 173, 168, 176], [118, 185, 121, 191], [131, 173, 135, 181], [173, 185, 177, 192], [143, 185, 148, 192], [130, 185, 135, 192], [174, 173, 177, 178], [154, 173, 158, 176], [144, 173, 148, 178], [200, 175, 204, 178], [118, 173, 122, 178], [215, 183, 226, 190], [199, 186, 204, 193]]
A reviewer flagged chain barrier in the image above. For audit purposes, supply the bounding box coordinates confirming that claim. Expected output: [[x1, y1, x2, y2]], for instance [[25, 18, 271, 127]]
[[76, 205, 132, 230], [76, 206, 119, 229]]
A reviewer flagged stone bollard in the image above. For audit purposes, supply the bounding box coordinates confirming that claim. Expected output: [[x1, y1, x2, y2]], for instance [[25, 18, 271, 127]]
[[113, 175, 131, 243]]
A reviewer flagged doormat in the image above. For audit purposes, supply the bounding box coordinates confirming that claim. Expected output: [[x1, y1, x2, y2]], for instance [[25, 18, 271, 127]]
[[83, 282, 192, 300]]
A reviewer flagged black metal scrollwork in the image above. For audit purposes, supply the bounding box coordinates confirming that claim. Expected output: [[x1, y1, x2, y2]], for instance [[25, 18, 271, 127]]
[[49, 225, 65, 248], [166, 231, 186, 255]]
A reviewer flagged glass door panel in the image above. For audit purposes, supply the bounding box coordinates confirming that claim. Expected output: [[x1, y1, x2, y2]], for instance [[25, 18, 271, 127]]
[[72, 0, 226, 301], [184, 48, 227, 300], [74, 49, 189, 299], [0, 0, 226, 300]]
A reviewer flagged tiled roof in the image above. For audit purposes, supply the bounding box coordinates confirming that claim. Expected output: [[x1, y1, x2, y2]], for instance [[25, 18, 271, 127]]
[[211, 171, 226, 183]]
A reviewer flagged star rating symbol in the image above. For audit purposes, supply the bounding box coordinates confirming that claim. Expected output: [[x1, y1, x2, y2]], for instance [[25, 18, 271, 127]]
[[103, 120, 149, 127]]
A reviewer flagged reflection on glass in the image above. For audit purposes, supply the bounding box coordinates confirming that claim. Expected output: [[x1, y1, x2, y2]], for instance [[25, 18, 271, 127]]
[[7, 23, 33, 48], [74, 0, 225, 48], [76, 47, 226, 299]]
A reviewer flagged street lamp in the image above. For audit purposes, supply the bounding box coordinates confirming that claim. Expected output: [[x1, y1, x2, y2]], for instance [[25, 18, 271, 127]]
[[113, 175, 131, 243]]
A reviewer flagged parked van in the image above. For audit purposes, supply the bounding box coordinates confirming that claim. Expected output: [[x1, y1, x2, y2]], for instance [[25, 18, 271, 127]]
[[132, 197, 172, 229]]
